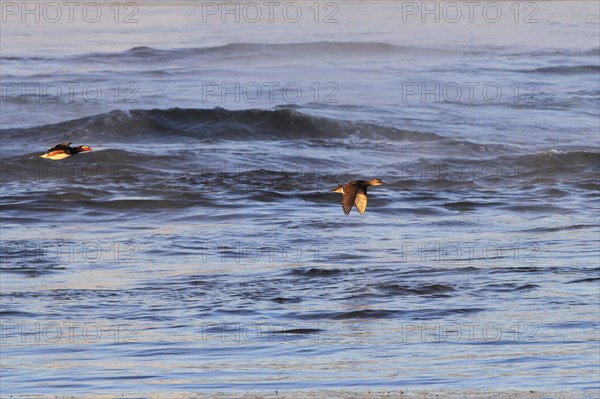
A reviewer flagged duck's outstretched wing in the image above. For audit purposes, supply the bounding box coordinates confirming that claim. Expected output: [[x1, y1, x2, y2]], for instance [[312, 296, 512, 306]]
[[354, 188, 368, 215], [341, 185, 357, 215], [46, 142, 71, 152]]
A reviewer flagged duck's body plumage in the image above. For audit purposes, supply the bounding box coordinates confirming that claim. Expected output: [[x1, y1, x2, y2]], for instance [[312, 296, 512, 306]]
[[40, 142, 92, 160], [331, 179, 383, 215]]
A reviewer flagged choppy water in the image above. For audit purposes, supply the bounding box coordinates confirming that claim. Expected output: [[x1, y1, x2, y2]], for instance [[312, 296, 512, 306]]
[[1, 1, 599, 398]]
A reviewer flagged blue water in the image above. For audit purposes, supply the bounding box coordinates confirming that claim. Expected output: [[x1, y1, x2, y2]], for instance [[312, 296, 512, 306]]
[[1, 1, 599, 398]]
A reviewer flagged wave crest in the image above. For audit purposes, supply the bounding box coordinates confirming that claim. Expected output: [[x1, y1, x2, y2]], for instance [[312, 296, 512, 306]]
[[2, 107, 444, 143]]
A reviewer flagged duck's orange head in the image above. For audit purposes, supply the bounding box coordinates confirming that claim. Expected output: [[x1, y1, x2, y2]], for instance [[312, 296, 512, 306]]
[[369, 178, 384, 186], [79, 145, 92, 152]]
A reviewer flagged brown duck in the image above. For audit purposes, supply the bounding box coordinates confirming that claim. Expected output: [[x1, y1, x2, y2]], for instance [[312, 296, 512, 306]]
[[331, 179, 383, 215], [40, 142, 92, 160]]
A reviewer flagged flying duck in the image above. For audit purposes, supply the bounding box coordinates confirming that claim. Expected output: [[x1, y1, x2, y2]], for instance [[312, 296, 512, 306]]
[[331, 179, 383, 215], [40, 142, 92, 160]]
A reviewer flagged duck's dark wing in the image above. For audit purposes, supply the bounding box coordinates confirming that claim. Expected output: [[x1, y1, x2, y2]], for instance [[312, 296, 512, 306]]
[[341, 185, 358, 215], [46, 142, 71, 153], [354, 188, 368, 215]]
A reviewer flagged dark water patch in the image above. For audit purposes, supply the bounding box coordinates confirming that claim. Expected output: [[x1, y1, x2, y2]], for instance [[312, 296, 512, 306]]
[[522, 65, 600, 75], [270, 297, 302, 304], [0, 56, 54, 61], [412, 307, 486, 319], [329, 309, 397, 320], [478, 283, 540, 292], [441, 201, 485, 211], [295, 307, 484, 320], [90, 198, 200, 211], [404, 193, 443, 202], [287, 267, 347, 277], [500, 204, 568, 213], [570, 89, 600, 97], [376, 283, 456, 296], [504, 47, 600, 58], [491, 355, 569, 365], [529, 150, 600, 179], [0, 264, 67, 277], [373, 266, 482, 278], [0, 310, 40, 317], [576, 182, 600, 191], [535, 187, 571, 198], [250, 191, 289, 202], [566, 277, 600, 284], [46, 191, 100, 201], [425, 220, 480, 227], [326, 253, 373, 262], [487, 266, 577, 275], [187, 279, 212, 286], [522, 224, 597, 233], [298, 191, 342, 204], [541, 321, 598, 330], [271, 328, 324, 334], [7, 288, 129, 302], [383, 206, 446, 217], [489, 266, 543, 273]]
